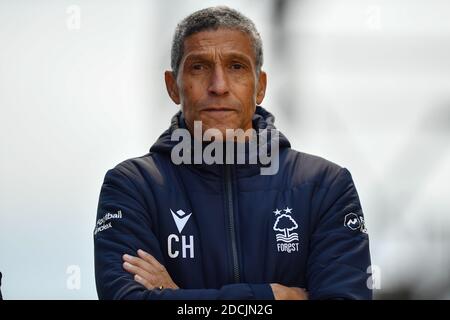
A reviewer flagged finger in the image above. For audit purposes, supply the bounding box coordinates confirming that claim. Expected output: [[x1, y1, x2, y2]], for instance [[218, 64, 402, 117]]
[[137, 249, 166, 271], [123, 254, 159, 276], [122, 261, 156, 284], [134, 274, 155, 290], [135, 251, 178, 289]]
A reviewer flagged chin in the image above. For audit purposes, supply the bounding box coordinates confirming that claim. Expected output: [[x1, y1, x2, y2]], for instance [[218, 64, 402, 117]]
[[201, 122, 237, 140], [199, 117, 235, 130]]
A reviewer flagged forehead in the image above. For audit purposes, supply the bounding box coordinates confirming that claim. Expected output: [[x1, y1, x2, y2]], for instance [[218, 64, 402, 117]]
[[182, 28, 255, 61]]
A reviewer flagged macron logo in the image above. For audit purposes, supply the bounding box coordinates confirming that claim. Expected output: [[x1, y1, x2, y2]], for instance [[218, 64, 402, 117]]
[[170, 209, 192, 233]]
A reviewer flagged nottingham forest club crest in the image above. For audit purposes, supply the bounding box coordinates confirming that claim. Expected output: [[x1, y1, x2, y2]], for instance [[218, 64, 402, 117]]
[[273, 207, 300, 253]]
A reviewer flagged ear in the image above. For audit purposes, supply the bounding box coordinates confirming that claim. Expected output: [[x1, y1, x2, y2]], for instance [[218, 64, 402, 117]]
[[256, 70, 267, 105], [164, 70, 180, 105]]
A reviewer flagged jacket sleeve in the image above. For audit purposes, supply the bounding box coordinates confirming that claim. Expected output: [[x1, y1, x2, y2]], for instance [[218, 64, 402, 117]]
[[94, 166, 274, 300], [306, 167, 372, 300]]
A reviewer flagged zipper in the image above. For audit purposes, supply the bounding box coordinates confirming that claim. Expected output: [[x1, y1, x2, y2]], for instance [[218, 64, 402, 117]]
[[224, 164, 240, 283]]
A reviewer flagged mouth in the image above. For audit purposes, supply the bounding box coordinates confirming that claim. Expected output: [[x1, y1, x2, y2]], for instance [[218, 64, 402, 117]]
[[201, 107, 236, 113], [200, 108, 237, 120]]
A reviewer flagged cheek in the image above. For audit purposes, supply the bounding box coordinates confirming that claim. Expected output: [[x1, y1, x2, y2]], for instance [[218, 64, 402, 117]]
[[234, 82, 256, 111], [180, 83, 204, 125], [237, 76, 256, 98], [181, 81, 203, 106]]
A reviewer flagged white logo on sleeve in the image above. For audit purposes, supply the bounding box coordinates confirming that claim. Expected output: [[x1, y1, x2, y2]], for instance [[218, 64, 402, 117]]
[[94, 210, 123, 235], [168, 208, 195, 259], [344, 212, 368, 233]]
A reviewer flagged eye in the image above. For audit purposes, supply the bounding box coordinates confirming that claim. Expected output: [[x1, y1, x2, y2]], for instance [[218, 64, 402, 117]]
[[230, 63, 244, 70], [192, 63, 206, 70]]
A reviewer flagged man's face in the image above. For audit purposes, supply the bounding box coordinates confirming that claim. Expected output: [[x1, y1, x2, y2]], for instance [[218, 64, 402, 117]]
[[165, 28, 267, 136]]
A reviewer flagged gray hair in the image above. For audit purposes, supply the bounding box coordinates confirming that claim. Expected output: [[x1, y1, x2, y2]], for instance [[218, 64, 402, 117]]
[[170, 6, 263, 77]]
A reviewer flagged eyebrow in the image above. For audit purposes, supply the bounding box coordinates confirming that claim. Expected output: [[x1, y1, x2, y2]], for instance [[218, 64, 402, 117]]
[[183, 51, 253, 66]]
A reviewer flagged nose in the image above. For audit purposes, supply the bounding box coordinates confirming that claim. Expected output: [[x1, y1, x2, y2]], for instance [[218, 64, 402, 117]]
[[208, 64, 229, 96]]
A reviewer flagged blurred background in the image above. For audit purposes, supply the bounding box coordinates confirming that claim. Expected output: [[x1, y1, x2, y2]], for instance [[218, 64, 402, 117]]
[[0, 0, 449, 299]]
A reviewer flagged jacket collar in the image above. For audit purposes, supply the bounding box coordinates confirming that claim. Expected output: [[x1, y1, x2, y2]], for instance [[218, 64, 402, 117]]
[[150, 106, 291, 177]]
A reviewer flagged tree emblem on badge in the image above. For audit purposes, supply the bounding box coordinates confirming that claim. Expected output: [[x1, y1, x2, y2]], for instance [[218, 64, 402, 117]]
[[273, 214, 299, 243]]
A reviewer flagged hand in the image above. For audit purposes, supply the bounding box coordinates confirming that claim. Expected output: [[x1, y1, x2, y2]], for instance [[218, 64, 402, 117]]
[[270, 283, 308, 300], [122, 249, 179, 290]]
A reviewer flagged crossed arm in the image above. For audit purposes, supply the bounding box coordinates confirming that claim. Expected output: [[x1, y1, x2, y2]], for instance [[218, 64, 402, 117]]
[[122, 249, 308, 300]]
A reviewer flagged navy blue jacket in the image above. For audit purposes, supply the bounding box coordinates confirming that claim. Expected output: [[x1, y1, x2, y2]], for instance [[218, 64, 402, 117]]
[[94, 107, 372, 300]]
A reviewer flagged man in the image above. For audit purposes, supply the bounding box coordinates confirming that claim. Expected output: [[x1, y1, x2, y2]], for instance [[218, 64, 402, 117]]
[[94, 6, 372, 300]]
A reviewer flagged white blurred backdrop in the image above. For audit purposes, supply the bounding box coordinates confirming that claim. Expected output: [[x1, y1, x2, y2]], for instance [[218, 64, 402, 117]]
[[0, 0, 449, 299]]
